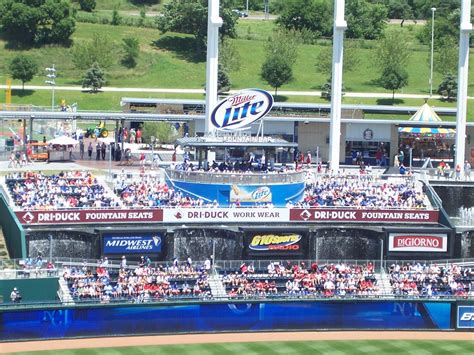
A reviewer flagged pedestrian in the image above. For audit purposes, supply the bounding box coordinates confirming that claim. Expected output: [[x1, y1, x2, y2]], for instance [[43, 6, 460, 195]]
[[79, 140, 84, 159], [139, 152, 146, 166], [394, 154, 399, 167], [87, 142, 93, 160], [465, 160, 471, 180], [96, 143, 101, 161], [136, 128, 142, 144], [101, 142, 106, 160], [455, 164, 461, 181]]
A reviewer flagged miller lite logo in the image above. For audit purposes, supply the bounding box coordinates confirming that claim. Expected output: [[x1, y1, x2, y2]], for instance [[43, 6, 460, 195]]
[[210, 89, 273, 130], [251, 186, 271, 201]]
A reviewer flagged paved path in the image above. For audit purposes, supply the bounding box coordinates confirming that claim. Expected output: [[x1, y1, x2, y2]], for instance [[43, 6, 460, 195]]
[[0, 84, 466, 101]]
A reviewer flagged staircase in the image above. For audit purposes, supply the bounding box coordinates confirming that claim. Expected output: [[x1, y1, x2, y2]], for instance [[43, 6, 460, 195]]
[[0, 226, 12, 267], [57, 278, 75, 305], [208, 270, 227, 299], [376, 269, 393, 297]]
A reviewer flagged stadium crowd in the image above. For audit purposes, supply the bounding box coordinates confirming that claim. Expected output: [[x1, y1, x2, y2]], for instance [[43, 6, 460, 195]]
[[389, 262, 473, 297], [5, 171, 118, 210], [113, 175, 214, 208], [294, 174, 427, 209], [63, 256, 211, 303], [224, 261, 378, 298], [4, 169, 429, 210]]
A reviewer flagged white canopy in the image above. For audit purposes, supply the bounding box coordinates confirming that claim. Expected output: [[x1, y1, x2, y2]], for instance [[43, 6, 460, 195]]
[[48, 136, 79, 146]]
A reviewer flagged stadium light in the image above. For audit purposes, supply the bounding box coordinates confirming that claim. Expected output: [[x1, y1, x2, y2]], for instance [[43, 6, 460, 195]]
[[429, 7, 436, 97]]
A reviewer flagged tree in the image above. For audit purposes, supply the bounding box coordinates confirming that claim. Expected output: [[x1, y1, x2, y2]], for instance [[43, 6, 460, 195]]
[[434, 37, 458, 76], [122, 37, 140, 68], [276, 0, 332, 38], [82, 62, 106, 93], [417, 9, 459, 45], [346, 0, 388, 40], [111, 9, 121, 25], [437, 73, 457, 101], [0, 0, 75, 46], [156, 0, 238, 54], [71, 33, 117, 70], [9, 55, 38, 90], [320, 76, 345, 100], [219, 38, 241, 72], [386, 0, 413, 24], [261, 56, 293, 96], [315, 42, 360, 76], [79, 0, 96, 12], [217, 64, 231, 94], [375, 29, 411, 72], [264, 29, 300, 67], [380, 66, 408, 101], [141, 122, 178, 144]]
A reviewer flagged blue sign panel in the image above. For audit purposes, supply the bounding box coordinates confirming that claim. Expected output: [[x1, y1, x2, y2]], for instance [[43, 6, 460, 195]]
[[0, 301, 454, 341], [457, 305, 474, 329], [103, 233, 162, 254]]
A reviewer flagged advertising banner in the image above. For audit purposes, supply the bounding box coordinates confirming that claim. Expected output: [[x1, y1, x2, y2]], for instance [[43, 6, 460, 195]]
[[290, 208, 439, 224], [457, 306, 474, 329], [163, 208, 288, 223], [16, 209, 163, 225], [103, 233, 163, 254], [245, 232, 306, 257], [388, 233, 448, 252], [230, 185, 272, 203], [210, 89, 273, 131]]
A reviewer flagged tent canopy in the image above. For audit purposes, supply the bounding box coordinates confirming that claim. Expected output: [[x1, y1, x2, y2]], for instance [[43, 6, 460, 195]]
[[48, 136, 79, 145], [398, 103, 455, 136]]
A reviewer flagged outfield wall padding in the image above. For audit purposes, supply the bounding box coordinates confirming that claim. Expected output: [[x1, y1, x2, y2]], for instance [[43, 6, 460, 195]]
[[1, 299, 468, 341]]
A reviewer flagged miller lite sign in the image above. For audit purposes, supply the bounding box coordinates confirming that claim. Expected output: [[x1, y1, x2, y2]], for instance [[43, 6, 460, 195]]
[[210, 89, 274, 130]]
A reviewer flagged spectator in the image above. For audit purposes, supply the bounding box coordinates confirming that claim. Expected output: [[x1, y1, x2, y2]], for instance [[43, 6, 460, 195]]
[[10, 288, 21, 303]]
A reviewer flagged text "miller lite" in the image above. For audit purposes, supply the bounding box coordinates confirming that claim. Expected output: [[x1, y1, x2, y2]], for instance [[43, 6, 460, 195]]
[[210, 89, 273, 130]]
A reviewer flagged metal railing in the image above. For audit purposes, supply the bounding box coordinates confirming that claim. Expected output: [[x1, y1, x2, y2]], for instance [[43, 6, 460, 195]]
[[166, 169, 306, 184]]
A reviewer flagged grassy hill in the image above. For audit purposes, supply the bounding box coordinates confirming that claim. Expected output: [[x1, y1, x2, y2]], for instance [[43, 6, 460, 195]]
[[0, 18, 472, 115]]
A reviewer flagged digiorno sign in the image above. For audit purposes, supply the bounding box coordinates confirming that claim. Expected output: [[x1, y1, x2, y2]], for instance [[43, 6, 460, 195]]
[[210, 89, 274, 130]]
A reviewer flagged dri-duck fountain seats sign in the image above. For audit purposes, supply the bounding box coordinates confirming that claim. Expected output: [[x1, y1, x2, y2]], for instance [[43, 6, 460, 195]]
[[210, 89, 274, 130]]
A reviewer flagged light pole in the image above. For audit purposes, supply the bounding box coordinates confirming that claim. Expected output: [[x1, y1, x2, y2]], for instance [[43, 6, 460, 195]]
[[45, 64, 56, 111], [429, 7, 436, 97]]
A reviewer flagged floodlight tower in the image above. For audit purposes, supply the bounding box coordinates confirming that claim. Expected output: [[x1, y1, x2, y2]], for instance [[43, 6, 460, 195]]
[[204, 0, 223, 135], [455, 0, 472, 171], [328, 0, 347, 173]]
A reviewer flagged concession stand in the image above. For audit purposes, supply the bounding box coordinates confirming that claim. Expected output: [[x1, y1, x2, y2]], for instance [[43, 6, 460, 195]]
[[47, 136, 79, 162], [398, 103, 456, 165]]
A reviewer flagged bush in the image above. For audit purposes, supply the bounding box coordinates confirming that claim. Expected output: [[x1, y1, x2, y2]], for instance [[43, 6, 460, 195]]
[[79, 0, 96, 12]]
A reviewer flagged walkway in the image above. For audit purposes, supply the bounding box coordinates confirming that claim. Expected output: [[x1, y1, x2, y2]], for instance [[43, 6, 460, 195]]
[[0, 84, 471, 100]]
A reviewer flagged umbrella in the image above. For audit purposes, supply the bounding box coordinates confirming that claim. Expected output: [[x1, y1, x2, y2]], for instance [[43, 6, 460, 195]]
[[398, 103, 455, 136], [47, 136, 79, 146]]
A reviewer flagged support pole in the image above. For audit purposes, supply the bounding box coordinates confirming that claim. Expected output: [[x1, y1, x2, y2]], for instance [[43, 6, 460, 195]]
[[455, 0, 472, 172], [204, 0, 223, 135], [328, 0, 347, 173]]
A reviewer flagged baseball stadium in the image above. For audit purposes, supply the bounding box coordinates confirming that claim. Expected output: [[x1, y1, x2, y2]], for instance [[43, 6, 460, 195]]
[[1, 0, 474, 354]]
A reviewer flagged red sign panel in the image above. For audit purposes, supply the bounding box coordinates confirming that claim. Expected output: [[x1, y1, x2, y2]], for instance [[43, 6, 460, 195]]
[[290, 208, 439, 223], [16, 209, 163, 225], [389, 233, 448, 252]]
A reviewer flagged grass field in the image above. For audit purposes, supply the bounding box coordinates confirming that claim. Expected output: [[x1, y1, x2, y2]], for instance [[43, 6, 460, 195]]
[[11, 340, 474, 355]]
